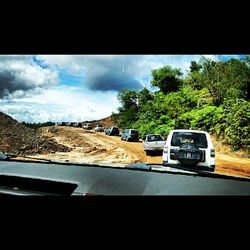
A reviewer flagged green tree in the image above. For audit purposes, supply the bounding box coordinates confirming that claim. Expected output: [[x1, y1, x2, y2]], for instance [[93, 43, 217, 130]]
[[112, 57, 250, 155], [115, 89, 139, 128], [201, 57, 250, 105], [117, 89, 138, 111], [223, 59, 250, 100], [151, 66, 183, 94], [190, 61, 202, 72], [213, 99, 250, 151], [185, 61, 205, 90], [137, 88, 154, 109]]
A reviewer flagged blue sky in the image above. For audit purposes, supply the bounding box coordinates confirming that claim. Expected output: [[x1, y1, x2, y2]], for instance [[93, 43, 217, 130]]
[[0, 55, 248, 123]]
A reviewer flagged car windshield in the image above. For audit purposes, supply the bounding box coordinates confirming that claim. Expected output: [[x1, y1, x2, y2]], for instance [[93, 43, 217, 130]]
[[0, 54, 249, 186], [131, 130, 138, 135], [147, 135, 164, 142], [171, 132, 208, 148]]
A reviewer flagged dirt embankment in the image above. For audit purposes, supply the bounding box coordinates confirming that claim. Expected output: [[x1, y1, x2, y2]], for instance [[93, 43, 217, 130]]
[[34, 126, 250, 178], [85, 116, 116, 128], [0, 112, 70, 156], [215, 153, 250, 177]]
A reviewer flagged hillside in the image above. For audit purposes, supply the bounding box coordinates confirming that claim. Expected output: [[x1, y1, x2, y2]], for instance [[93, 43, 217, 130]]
[[0, 112, 70, 156], [83, 116, 117, 128], [112, 58, 250, 156]]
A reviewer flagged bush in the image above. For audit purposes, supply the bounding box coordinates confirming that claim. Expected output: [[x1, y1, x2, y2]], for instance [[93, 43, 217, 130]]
[[135, 121, 157, 139], [134, 115, 175, 139], [175, 106, 222, 131], [152, 122, 175, 138], [215, 99, 250, 150]]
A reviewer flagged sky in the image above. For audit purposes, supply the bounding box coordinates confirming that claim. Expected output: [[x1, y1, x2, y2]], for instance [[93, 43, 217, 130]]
[[0, 54, 247, 123]]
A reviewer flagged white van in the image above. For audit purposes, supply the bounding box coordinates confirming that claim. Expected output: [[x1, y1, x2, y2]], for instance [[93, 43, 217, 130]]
[[162, 129, 215, 172], [83, 123, 92, 130], [143, 134, 165, 155]]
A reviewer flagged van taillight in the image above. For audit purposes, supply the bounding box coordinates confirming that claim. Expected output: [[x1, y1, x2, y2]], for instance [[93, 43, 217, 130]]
[[210, 149, 215, 157], [163, 146, 168, 154]]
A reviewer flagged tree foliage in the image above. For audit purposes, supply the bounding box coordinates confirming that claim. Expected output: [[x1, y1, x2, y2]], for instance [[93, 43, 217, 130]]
[[213, 99, 250, 150], [190, 61, 202, 72], [113, 57, 250, 154], [22, 122, 56, 130], [201, 57, 250, 105], [151, 66, 183, 94]]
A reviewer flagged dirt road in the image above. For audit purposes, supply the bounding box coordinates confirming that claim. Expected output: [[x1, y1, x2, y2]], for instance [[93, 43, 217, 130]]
[[34, 126, 148, 165], [34, 126, 250, 178]]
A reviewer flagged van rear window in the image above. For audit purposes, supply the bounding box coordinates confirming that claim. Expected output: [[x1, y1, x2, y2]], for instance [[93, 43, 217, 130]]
[[148, 135, 164, 142], [131, 130, 138, 135], [171, 132, 208, 148]]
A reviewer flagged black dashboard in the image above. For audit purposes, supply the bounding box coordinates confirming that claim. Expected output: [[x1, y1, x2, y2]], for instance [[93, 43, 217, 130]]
[[1, 159, 250, 195]]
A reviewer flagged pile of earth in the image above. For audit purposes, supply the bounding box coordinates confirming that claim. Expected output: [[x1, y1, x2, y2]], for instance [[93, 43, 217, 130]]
[[82, 116, 116, 128], [0, 112, 70, 156]]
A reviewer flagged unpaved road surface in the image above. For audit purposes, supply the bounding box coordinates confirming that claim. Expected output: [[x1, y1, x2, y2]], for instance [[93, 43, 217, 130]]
[[34, 126, 250, 178], [35, 126, 147, 165]]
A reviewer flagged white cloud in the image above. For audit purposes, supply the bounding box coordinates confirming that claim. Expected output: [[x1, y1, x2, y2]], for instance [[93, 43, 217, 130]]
[[0, 86, 119, 123], [7, 61, 58, 86], [1, 54, 243, 123], [37, 55, 204, 88], [202, 55, 220, 61], [0, 55, 59, 98]]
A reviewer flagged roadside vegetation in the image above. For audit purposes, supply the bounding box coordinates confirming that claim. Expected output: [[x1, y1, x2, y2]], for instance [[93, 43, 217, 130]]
[[21, 121, 56, 130], [112, 57, 250, 156]]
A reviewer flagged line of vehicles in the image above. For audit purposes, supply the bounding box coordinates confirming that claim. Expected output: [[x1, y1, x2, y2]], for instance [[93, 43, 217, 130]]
[[57, 122, 216, 172], [103, 127, 216, 172], [92, 125, 216, 172]]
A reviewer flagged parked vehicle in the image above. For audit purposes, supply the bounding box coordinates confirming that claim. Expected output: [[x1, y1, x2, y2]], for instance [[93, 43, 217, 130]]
[[77, 123, 83, 128], [143, 134, 165, 155], [95, 125, 104, 132], [162, 129, 215, 172], [121, 129, 139, 142], [83, 123, 92, 130], [105, 126, 119, 136], [71, 122, 79, 127]]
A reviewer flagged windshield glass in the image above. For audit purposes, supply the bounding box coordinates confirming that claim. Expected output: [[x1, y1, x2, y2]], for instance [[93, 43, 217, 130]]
[[148, 135, 164, 142], [131, 130, 138, 135], [171, 132, 207, 148], [0, 54, 249, 181]]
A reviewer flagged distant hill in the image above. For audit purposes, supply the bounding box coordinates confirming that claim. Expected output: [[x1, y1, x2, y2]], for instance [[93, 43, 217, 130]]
[[0, 112, 70, 156], [82, 116, 117, 128]]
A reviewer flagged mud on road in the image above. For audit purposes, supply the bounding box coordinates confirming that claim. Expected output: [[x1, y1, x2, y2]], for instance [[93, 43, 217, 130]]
[[34, 126, 250, 178], [35, 126, 147, 165]]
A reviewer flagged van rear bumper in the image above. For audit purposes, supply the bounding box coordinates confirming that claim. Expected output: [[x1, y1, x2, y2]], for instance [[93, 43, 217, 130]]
[[162, 161, 215, 172], [128, 137, 139, 142]]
